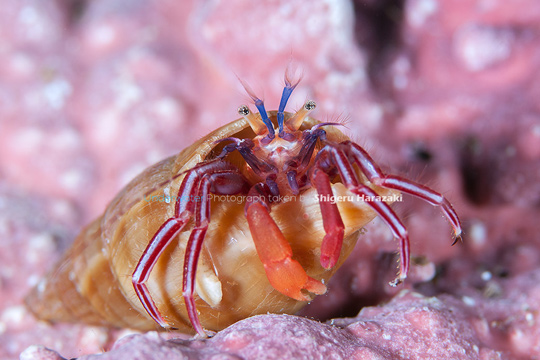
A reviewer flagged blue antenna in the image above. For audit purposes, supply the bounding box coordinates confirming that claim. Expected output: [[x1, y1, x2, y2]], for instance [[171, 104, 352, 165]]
[[277, 66, 302, 137], [254, 98, 275, 139]]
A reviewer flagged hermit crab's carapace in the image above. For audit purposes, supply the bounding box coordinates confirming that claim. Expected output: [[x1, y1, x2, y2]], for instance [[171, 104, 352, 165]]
[[26, 68, 462, 337]]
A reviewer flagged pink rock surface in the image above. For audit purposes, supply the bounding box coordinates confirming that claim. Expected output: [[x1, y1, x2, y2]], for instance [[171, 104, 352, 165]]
[[22, 267, 540, 359], [1, 0, 539, 359]]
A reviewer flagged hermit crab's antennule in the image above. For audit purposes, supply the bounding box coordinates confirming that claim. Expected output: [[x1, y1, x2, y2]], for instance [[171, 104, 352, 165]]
[[285, 100, 317, 131], [239, 78, 275, 139], [277, 66, 302, 137], [253, 98, 275, 139], [238, 105, 267, 135]]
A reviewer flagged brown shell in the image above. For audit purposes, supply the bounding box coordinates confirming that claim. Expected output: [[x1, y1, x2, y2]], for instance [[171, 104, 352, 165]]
[[25, 112, 397, 333]]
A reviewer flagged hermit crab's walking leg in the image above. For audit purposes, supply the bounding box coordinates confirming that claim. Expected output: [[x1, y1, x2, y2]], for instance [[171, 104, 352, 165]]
[[316, 147, 411, 285], [132, 161, 247, 336], [345, 141, 462, 241], [182, 170, 248, 337], [311, 168, 345, 269], [245, 183, 327, 301], [132, 164, 207, 329]]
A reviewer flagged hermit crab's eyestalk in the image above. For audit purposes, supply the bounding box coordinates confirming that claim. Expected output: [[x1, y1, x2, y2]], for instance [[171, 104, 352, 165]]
[[285, 100, 317, 132], [238, 105, 267, 135]]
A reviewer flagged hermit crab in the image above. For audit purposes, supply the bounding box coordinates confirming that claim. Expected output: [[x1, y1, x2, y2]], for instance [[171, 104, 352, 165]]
[[26, 68, 462, 337]]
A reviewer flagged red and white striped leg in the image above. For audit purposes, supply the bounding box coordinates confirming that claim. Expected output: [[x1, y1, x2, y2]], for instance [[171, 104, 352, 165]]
[[346, 141, 462, 242]]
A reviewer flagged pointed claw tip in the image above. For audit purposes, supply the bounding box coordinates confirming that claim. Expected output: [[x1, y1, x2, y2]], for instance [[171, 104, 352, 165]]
[[389, 275, 406, 287], [451, 233, 463, 246], [193, 329, 215, 339], [158, 319, 172, 329]]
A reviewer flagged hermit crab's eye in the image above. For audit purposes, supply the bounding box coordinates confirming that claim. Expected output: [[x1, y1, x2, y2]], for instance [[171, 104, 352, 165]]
[[304, 100, 316, 111], [238, 105, 250, 117]]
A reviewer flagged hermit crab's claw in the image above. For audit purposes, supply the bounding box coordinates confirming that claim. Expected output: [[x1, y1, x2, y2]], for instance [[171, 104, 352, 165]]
[[311, 169, 345, 269], [246, 202, 327, 301]]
